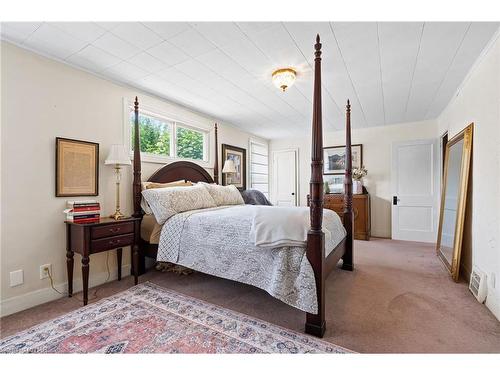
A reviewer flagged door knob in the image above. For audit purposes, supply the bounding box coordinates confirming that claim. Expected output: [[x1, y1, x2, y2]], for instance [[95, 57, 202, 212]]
[[291, 192, 295, 195]]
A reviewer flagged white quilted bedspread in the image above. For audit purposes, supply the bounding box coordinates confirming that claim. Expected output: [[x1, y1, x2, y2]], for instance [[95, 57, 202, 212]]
[[157, 205, 346, 314]]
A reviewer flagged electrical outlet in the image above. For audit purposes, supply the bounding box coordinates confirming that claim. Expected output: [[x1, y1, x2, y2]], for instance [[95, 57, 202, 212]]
[[10, 270, 24, 287], [40, 264, 52, 280]]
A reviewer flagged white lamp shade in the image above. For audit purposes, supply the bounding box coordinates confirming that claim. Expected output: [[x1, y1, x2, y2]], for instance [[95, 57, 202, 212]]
[[222, 159, 236, 173], [105, 144, 131, 166]]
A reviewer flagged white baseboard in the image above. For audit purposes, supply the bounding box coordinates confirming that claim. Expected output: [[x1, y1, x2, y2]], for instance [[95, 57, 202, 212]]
[[0, 264, 131, 318], [485, 292, 500, 321]]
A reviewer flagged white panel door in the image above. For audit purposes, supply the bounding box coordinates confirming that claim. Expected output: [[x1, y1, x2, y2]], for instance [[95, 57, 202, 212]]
[[272, 150, 297, 206], [391, 139, 439, 242]]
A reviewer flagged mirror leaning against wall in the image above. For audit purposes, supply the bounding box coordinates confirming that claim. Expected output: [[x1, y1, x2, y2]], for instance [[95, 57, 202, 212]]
[[436, 123, 473, 281]]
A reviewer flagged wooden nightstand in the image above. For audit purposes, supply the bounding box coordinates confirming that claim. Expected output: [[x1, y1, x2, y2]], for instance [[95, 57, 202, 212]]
[[65, 217, 141, 305]]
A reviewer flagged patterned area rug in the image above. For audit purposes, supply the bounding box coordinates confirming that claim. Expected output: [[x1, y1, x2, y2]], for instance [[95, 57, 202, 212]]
[[0, 282, 352, 353]]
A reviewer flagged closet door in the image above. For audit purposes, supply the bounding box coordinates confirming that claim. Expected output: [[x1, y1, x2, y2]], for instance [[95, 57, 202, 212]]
[[272, 149, 298, 206], [391, 139, 439, 242]]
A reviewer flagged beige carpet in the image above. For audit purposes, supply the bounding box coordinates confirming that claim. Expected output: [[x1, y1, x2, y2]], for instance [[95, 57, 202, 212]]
[[2, 238, 499, 353]]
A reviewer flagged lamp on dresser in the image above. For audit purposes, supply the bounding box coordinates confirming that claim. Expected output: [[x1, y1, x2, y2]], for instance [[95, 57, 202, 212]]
[[105, 144, 131, 220]]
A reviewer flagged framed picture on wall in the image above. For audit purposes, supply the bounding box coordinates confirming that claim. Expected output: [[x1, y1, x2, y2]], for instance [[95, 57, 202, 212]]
[[323, 144, 363, 174], [55, 137, 99, 197], [324, 175, 345, 194], [221, 144, 246, 190]]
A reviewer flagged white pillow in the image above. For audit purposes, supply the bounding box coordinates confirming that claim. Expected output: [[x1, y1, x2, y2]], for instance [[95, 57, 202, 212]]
[[141, 184, 216, 224], [140, 179, 189, 214], [197, 182, 244, 206]]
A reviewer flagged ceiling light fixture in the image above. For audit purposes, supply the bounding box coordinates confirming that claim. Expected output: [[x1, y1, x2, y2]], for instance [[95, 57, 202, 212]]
[[272, 68, 296, 92]]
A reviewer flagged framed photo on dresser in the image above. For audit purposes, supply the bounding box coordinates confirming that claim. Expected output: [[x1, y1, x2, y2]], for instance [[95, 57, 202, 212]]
[[323, 144, 363, 174], [55, 137, 99, 197], [221, 144, 246, 190]]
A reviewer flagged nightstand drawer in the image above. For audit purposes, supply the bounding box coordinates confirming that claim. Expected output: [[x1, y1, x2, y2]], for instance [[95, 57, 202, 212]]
[[91, 222, 134, 239], [91, 233, 134, 253]]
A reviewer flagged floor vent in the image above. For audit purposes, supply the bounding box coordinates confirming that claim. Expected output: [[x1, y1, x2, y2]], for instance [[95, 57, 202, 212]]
[[469, 267, 487, 303]]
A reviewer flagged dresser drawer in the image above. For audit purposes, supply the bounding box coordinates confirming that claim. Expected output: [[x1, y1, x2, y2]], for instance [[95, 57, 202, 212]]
[[91, 222, 134, 239], [91, 233, 134, 253]]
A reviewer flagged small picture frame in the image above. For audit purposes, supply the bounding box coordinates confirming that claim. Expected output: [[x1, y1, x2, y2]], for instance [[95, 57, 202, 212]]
[[221, 144, 246, 190], [323, 144, 363, 175], [324, 175, 345, 194], [56, 137, 99, 197]]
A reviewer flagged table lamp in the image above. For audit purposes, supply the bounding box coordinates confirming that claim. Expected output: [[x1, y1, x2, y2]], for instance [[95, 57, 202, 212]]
[[105, 144, 131, 220], [222, 159, 236, 185]]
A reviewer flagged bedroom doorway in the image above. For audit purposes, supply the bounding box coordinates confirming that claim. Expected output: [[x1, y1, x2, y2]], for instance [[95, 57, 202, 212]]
[[272, 149, 298, 206], [391, 139, 439, 242]]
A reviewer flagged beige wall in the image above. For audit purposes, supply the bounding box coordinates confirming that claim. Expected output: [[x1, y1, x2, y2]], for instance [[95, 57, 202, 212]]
[[437, 32, 500, 319], [0, 42, 267, 316], [270, 120, 439, 238]]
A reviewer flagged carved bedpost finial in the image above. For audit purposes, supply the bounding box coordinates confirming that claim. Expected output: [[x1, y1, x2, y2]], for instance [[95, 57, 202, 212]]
[[314, 34, 322, 57], [134, 96, 139, 111]]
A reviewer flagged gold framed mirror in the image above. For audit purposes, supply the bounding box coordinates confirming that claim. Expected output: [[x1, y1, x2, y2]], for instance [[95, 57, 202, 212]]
[[436, 123, 473, 281]]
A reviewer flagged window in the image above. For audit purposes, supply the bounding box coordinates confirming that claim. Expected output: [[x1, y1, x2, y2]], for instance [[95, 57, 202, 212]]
[[130, 108, 208, 163], [249, 140, 269, 198], [176, 125, 205, 160]]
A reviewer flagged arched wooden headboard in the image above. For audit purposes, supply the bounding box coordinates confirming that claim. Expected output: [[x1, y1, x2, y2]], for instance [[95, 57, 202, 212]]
[[147, 161, 214, 184]]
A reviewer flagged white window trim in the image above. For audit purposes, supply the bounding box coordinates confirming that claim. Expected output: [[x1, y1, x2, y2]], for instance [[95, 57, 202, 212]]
[[123, 98, 212, 168]]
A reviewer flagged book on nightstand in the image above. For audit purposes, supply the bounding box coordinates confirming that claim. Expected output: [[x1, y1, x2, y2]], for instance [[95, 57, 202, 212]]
[[64, 200, 101, 223]]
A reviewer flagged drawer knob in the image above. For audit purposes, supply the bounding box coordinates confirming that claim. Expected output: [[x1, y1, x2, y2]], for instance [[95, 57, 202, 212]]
[[109, 239, 121, 246], [109, 228, 120, 233]]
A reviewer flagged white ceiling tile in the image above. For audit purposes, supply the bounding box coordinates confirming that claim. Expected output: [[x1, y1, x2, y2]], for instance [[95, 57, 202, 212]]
[[236, 22, 276, 36], [190, 22, 246, 47], [146, 41, 189, 66], [218, 36, 271, 78], [111, 22, 163, 49], [66, 45, 120, 72], [23, 23, 87, 60], [426, 22, 500, 118], [92, 32, 141, 59], [167, 27, 216, 57], [0, 22, 41, 43], [103, 61, 149, 81], [379, 22, 423, 124], [49, 22, 106, 43], [405, 22, 470, 121], [331, 22, 385, 126], [247, 24, 306, 68], [95, 22, 120, 31], [128, 52, 165, 73], [141, 22, 190, 40]]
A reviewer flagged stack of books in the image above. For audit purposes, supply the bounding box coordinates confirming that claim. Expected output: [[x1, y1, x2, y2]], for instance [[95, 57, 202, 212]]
[[64, 200, 101, 223]]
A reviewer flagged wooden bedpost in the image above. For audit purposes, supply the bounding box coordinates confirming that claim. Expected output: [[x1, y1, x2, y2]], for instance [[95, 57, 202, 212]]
[[305, 34, 326, 338], [342, 100, 354, 271], [132, 96, 143, 279], [132, 96, 142, 218], [214, 123, 219, 184]]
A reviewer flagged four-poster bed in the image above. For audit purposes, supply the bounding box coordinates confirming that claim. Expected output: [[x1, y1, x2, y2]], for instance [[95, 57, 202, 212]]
[[131, 35, 353, 338]]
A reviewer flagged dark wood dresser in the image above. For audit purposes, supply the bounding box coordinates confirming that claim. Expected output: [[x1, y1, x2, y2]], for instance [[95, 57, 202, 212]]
[[307, 193, 371, 240]]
